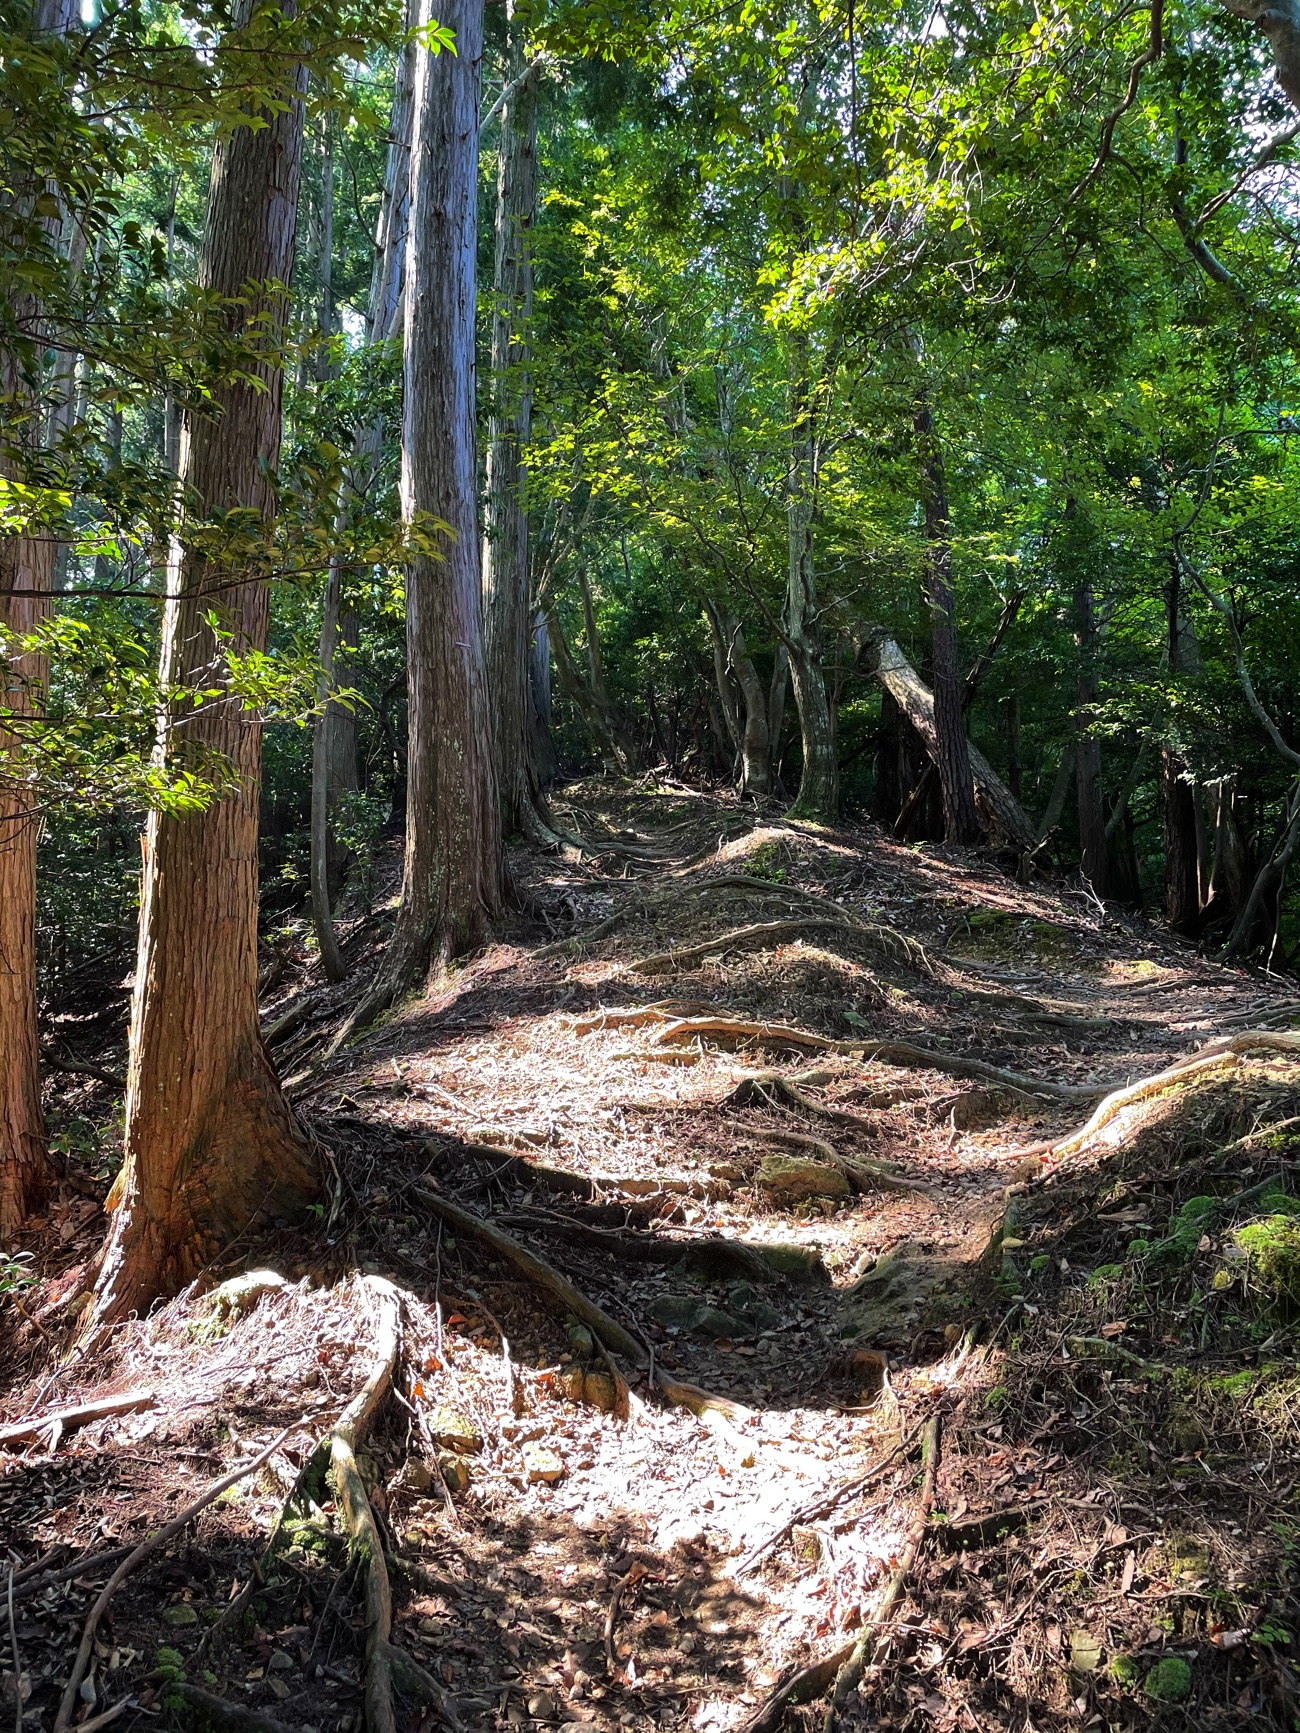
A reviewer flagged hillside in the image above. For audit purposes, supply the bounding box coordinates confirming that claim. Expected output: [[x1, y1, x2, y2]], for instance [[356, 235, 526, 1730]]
[[3, 784, 1300, 1733]]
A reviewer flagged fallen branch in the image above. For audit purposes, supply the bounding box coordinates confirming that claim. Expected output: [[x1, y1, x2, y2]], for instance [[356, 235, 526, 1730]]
[[735, 1429, 916, 1574], [40, 1049, 126, 1090], [329, 1275, 409, 1733], [53, 1422, 305, 1733], [0, 1390, 154, 1451], [12, 1544, 135, 1603]]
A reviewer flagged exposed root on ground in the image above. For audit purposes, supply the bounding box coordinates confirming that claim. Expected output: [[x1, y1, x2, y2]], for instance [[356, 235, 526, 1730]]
[[757, 1127, 934, 1197]]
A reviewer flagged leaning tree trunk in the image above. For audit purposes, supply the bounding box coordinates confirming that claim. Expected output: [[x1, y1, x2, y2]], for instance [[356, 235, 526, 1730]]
[[913, 394, 979, 844], [783, 339, 836, 820], [1073, 574, 1108, 895], [383, 0, 504, 985], [861, 636, 1035, 851], [0, 0, 80, 1241], [89, 30, 317, 1325], [482, 14, 547, 839]]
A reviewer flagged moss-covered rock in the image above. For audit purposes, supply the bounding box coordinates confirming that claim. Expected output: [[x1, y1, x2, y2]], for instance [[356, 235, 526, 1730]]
[[757, 1153, 851, 1203], [1235, 1214, 1300, 1309], [1143, 1657, 1192, 1703]]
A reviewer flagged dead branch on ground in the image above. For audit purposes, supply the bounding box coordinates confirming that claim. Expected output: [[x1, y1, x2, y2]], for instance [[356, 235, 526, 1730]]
[[0, 1390, 155, 1452], [53, 1423, 305, 1733], [727, 1071, 877, 1131], [735, 1428, 917, 1574]]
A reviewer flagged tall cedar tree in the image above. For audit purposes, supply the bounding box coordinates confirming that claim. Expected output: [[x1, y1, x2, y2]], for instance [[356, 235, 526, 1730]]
[[90, 29, 317, 1324], [0, 0, 79, 1242]]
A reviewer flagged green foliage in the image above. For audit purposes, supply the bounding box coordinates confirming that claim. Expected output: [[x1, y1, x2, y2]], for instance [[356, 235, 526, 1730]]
[[1234, 1216, 1300, 1311]]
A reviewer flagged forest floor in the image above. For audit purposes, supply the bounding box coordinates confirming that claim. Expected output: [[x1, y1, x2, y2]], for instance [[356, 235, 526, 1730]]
[[5, 778, 1300, 1733]]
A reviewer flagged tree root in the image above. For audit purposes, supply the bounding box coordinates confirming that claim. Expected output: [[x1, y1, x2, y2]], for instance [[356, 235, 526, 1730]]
[[410, 1184, 747, 1421], [1048, 1029, 1300, 1159], [758, 1128, 934, 1198], [490, 1210, 774, 1282], [727, 1071, 878, 1132], [632, 918, 876, 975], [822, 1412, 942, 1733], [329, 1274, 436, 1733], [54, 1424, 304, 1733], [738, 1416, 940, 1733], [642, 1012, 1100, 1100], [176, 1684, 301, 1733]]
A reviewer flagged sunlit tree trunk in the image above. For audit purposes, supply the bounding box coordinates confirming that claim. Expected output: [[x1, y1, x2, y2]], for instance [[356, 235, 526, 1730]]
[[0, 0, 79, 1241], [382, 0, 505, 986], [703, 600, 771, 798], [483, 11, 548, 838], [783, 339, 836, 820], [90, 28, 317, 1325]]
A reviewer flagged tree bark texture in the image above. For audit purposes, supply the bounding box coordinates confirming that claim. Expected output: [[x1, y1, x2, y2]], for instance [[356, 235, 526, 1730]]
[[387, 0, 504, 985], [1073, 575, 1108, 896], [0, 0, 80, 1241], [482, 13, 543, 837], [1162, 562, 1200, 937], [912, 397, 979, 844], [783, 342, 836, 821], [91, 38, 317, 1324], [861, 637, 1035, 850]]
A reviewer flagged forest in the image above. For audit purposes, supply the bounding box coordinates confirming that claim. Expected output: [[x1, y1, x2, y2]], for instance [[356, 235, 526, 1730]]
[[6, 0, 1300, 1727]]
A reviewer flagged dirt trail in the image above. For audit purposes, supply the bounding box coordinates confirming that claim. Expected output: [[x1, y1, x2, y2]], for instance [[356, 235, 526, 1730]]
[[4, 781, 1300, 1733]]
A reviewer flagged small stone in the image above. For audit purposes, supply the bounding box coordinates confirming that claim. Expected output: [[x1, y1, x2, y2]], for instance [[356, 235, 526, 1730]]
[[691, 1307, 744, 1340], [267, 1652, 293, 1673], [566, 1322, 595, 1356], [425, 1404, 482, 1454], [558, 1364, 587, 1403], [1143, 1658, 1192, 1703], [757, 1244, 828, 1281], [582, 1371, 619, 1412], [523, 1443, 566, 1484], [528, 1691, 558, 1718], [648, 1294, 702, 1329], [757, 1154, 851, 1204], [1069, 1630, 1102, 1673], [267, 1678, 292, 1701], [438, 1450, 471, 1493], [397, 1458, 434, 1492], [161, 1604, 199, 1628]]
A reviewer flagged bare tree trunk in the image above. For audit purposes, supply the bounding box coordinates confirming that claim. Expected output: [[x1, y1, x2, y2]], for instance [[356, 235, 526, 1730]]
[[912, 394, 979, 843], [528, 610, 558, 786], [1073, 572, 1108, 895], [1204, 775, 1253, 928], [1162, 562, 1199, 937], [784, 340, 835, 820], [383, 0, 505, 986], [1006, 696, 1022, 801], [703, 601, 771, 798], [862, 636, 1035, 849], [90, 29, 317, 1324], [482, 14, 547, 839], [1036, 747, 1074, 844], [0, 0, 79, 1241]]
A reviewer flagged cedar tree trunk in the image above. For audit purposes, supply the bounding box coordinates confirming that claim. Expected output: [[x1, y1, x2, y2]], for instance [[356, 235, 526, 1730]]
[[386, 0, 504, 985], [784, 341, 836, 820], [90, 34, 317, 1324], [0, 0, 80, 1240], [482, 13, 545, 837]]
